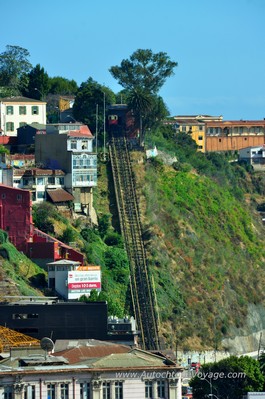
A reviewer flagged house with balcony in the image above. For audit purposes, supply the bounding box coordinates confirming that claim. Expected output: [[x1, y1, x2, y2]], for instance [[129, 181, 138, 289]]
[[205, 119, 265, 152], [12, 168, 68, 203], [35, 124, 97, 216], [0, 96, 46, 137]]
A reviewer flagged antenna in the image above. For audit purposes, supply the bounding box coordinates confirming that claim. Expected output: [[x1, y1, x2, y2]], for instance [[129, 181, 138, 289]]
[[40, 337, 54, 359]]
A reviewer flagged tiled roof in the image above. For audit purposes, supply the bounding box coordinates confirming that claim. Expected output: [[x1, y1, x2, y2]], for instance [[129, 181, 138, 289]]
[[46, 188, 74, 202], [68, 125, 94, 138]]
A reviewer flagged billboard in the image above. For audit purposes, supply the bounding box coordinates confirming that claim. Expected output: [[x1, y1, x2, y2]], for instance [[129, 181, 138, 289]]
[[67, 266, 101, 299]]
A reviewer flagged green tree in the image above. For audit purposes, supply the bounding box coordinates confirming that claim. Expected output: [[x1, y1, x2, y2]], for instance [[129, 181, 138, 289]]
[[110, 49, 175, 141], [32, 202, 56, 234], [104, 247, 129, 284], [49, 76, 78, 95], [73, 77, 115, 134], [109, 49, 177, 94], [23, 64, 50, 100], [0, 45, 32, 92], [190, 356, 264, 399]]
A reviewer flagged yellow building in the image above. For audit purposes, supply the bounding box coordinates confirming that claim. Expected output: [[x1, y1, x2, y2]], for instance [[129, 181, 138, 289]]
[[173, 117, 206, 152]]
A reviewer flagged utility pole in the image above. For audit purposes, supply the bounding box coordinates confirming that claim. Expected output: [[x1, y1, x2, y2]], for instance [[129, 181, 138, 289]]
[[103, 92, 106, 161], [95, 104, 98, 154]]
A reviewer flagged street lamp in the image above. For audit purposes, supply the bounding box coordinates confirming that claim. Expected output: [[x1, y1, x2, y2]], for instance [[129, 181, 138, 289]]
[[66, 114, 76, 123], [34, 87, 43, 100]]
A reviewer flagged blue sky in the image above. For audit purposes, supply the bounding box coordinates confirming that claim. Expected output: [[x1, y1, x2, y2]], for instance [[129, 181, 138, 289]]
[[1, 0, 265, 120]]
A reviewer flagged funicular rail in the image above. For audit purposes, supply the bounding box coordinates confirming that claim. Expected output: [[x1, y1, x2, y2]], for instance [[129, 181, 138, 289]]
[[109, 137, 160, 350]]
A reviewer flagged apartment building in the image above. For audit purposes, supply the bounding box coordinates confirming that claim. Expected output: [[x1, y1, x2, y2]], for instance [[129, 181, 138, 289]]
[[35, 124, 97, 215]]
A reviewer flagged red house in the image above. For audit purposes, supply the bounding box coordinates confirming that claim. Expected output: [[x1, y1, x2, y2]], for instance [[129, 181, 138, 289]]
[[0, 184, 33, 252], [0, 184, 84, 265]]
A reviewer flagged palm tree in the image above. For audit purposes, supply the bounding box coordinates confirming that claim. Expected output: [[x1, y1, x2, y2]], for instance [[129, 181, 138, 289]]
[[127, 88, 152, 145]]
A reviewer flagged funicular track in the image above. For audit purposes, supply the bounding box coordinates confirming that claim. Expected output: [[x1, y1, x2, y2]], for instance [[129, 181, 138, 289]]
[[109, 137, 160, 350]]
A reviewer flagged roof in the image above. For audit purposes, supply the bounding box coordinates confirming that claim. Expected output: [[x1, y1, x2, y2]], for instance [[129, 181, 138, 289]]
[[54, 340, 131, 364], [86, 348, 176, 368], [46, 188, 74, 203], [0, 96, 46, 104], [67, 125, 94, 138], [0, 326, 39, 353], [47, 259, 80, 266], [13, 169, 65, 177]]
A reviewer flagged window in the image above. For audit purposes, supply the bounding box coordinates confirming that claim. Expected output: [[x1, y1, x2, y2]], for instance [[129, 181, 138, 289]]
[[182, 125, 186, 132], [19, 122, 27, 127], [80, 383, 90, 399], [13, 313, 38, 319], [157, 381, 165, 398], [24, 385, 35, 399], [32, 106, 39, 115], [37, 177, 44, 185], [199, 126, 203, 131], [4, 387, 13, 399], [6, 106, 13, 115], [145, 381, 152, 398], [60, 384, 69, 399], [239, 127, 243, 134], [82, 140, 88, 149], [48, 177, 55, 184], [19, 106, 27, 115], [198, 136, 203, 140], [102, 382, 110, 399], [198, 145, 203, 149], [6, 122, 14, 132], [37, 191, 45, 199], [115, 382, 123, 399], [57, 177, 64, 185], [47, 384, 56, 399], [71, 140, 77, 149]]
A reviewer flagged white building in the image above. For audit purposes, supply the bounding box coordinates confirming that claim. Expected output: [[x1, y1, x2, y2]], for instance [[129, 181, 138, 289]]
[[12, 167, 67, 203], [47, 259, 101, 300], [0, 344, 183, 399], [239, 145, 265, 171], [0, 96, 46, 136], [35, 125, 97, 215]]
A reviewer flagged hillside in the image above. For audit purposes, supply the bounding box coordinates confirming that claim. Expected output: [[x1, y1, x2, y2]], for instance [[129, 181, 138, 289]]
[[0, 231, 46, 299], [2, 129, 265, 352], [95, 130, 265, 351]]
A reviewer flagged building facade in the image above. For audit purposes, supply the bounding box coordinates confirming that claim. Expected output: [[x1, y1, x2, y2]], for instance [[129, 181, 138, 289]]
[[0, 184, 33, 251], [12, 168, 66, 203], [205, 120, 265, 152], [172, 118, 206, 152], [0, 347, 183, 399], [35, 125, 97, 214], [239, 145, 265, 170], [47, 260, 101, 300], [0, 97, 46, 136]]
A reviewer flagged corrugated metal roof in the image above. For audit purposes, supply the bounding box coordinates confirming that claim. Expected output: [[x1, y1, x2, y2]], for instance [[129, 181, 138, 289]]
[[54, 343, 131, 364], [46, 188, 74, 202]]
